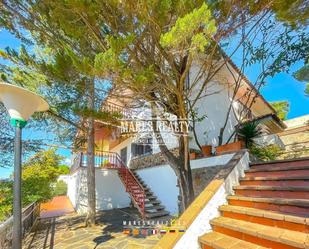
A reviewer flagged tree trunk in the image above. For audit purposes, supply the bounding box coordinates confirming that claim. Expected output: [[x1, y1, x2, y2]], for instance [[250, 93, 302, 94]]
[[85, 79, 96, 226], [151, 107, 194, 213], [179, 135, 194, 207]]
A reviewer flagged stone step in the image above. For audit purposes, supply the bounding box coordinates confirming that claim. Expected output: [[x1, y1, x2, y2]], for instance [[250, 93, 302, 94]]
[[235, 186, 309, 191], [144, 205, 165, 211], [242, 176, 309, 181], [145, 210, 169, 219], [145, 200, 161, 206], [233, 186, 309, 199], [145, 191, 154, 195], [247, 164, 309, 173], [145, 195, 157, 200], [198, 231, 268, 249], [250, 158, 309, 171], [219, 205, 309, 233], [210, 217, 309, 249], [245, 169, 309, 178], [227, 196, 309, 217], [240, 176, 309, 188]]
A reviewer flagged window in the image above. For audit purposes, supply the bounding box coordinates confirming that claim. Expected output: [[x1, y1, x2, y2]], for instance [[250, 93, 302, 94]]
[[131, 139, 153, 157], [120, 147, 127, 165]]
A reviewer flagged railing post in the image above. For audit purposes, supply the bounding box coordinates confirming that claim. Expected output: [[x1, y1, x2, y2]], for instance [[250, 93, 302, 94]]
[[125, 168, 128, 192]]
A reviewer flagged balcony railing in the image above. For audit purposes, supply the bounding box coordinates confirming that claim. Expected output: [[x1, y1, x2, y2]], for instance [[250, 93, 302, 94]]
[[101, 101, 133, 120]]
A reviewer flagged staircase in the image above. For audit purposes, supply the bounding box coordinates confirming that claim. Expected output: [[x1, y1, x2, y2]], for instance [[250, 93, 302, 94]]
[[199, 158, 309, 249], [132, 171, 169, 219], [117, 166, 169, 219], [80, 151, 169, 219]]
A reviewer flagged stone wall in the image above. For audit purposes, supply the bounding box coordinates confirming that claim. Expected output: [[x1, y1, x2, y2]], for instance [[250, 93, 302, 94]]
[[279, 128, 309, 159], [129, 148, 179, 170], [279, 115, 309, 159], [192, 151, 247, 196], [192, 165, 226, 196]]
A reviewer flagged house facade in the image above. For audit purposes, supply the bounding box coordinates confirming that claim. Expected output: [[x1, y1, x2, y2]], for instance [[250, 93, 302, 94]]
[[94, 60, 286, 167], [65, 58, 287, 218]]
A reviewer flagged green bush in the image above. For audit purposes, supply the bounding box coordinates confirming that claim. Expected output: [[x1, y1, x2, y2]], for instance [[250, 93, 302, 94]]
[[0, 149, 68, 221], [53, 180, 68, 196], [0, 181, 13, 222], [58, 165, 70, 174], [250, 144, 282, 161]]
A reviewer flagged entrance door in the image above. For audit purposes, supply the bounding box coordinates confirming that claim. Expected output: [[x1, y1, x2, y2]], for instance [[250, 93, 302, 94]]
[[120, 147, 127, 165]]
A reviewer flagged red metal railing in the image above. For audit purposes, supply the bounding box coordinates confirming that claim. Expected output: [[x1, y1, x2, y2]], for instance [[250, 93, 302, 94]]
[[80, 151, 145, 218]]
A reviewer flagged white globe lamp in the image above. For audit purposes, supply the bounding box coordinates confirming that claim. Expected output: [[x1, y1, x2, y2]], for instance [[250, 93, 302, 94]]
[[0, 83, 49, 249]]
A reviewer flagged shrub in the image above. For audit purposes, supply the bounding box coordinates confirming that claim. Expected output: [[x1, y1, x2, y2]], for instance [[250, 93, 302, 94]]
[[237, 121, 263, 148], [53, 180, 68, 196], [250, 144, 282, 161]]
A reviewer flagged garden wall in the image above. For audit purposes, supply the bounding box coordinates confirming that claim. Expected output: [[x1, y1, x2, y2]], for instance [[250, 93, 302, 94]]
[[135, 153, 235, 215], [67, 168, 131, 213]]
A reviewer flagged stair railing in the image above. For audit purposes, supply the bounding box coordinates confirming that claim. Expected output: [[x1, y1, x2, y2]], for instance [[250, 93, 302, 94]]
[[79, 150, 145, 218]]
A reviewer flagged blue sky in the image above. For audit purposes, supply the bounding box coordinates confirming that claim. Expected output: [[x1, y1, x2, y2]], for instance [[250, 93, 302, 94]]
[[0, 27, 308, 178]]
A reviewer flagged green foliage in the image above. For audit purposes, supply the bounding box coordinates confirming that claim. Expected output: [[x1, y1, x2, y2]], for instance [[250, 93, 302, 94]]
[[53, 180, 68, 196], [0, 149, 66, 221], [270, 0, 309, 27], [294, 62, 309, 96], [58, 165, 70, 175], [160, 3, 216, 53], [237, 122, 263, 148], [250, 144, 282, 161], [294, 63, 309, 82], [22, 149, 65, 204], [0, 181, 13, 221], [270, 101, 290, 120]]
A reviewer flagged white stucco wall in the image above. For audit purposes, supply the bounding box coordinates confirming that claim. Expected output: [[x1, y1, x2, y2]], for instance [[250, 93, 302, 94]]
[[188, 64, 238, 150], [135, 153, 235, 215], [67, 168, 131, 213], [136, 165, 179, 215]]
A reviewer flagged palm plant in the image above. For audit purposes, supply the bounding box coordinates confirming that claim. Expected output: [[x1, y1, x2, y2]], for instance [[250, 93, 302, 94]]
[[237, 122, 264, 148]]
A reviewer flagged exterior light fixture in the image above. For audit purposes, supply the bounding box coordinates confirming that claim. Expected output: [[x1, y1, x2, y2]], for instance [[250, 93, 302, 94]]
[[0, 83, 49, 249]]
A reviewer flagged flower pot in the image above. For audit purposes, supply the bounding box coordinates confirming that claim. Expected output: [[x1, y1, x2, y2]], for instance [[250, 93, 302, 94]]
[[190, 152, 197, 160], [216, 141, 245, 155], [201, 145, 212, 157]]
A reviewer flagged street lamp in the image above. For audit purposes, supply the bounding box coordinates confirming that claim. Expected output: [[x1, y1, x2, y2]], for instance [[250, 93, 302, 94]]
[[0, 82, 49, 249]]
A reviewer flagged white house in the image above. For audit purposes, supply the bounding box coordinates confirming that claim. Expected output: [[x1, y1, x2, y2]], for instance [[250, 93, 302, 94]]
[[65, 57, 287, 218]]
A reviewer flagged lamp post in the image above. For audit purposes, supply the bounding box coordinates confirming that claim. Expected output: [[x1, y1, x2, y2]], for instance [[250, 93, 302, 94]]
[[0, 83, 49, 249]]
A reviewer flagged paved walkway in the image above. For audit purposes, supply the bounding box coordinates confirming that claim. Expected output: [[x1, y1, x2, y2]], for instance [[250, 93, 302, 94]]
[[40, 196, 75, 219], [23, 208, 165, 249]]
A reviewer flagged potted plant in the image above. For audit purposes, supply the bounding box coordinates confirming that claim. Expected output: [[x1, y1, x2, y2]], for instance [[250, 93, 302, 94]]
[[216, 140, 245, 155], [237, 121, 263, 148], [216, 121, 264, 154], [189, 149, 201, 160], [189, 152, 197, 160], [201, 131, 212, 156]]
